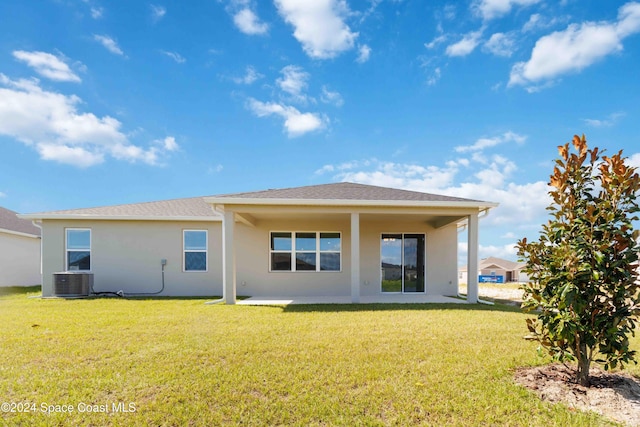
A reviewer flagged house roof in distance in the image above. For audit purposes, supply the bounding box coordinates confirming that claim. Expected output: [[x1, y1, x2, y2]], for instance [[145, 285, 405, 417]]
[[207, 182, 498, 208], [0, 206, 41, 236], [460, 256, 525, 272], [480, 256, 525, 271]]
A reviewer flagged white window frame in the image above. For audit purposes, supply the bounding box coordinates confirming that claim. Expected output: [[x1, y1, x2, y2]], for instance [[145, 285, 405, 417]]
[[183, 230, 208, 272], [65, 228, 91, 271], [269, 231, 342, 272]]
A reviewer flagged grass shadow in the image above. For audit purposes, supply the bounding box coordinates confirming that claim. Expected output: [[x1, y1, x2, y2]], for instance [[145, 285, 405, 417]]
[[279, 302, 524, 314], [0, 285, 41, 296]]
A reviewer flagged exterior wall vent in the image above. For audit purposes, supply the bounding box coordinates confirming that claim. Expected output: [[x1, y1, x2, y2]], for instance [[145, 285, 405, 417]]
[[53, 272, 93, 297]]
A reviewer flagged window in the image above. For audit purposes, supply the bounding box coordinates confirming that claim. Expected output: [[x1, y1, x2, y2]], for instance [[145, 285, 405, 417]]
[[319, 232, 341, 271], [66, 228, 91, 271], [184, 230, 207, 271], [270, 232, 341, 272], [295, 232, 316, 271]]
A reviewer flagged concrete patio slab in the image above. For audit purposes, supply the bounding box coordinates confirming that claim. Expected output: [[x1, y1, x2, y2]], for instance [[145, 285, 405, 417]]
[[237, 294, 466, 305]]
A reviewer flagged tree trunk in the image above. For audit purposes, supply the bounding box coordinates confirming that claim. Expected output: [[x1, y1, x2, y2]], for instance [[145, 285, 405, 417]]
[[576, 342, 591, 386]]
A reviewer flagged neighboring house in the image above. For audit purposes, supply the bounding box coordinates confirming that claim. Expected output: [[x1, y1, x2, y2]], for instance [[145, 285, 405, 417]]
[[459, 256, 528, 285], [20, 183, 498, 303], [0, 206, 41, 286]]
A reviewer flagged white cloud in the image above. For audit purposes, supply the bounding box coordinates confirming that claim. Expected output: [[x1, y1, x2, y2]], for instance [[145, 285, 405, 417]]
[[443, 4, 457, 20], [160, 136, 179, 152], [523, 13, 542, 32], [356, 44, 371, 63], [320, 86, 344, 107], [522, 13, 562, 33], [232, 66, 263, 84], [316, 159, 459, 194], [233, 8, 269, 35], [90, 7, 104, 19], [629, 153, 640, 169], [426, 67, 442, 86], [0, 74, 177, 167], [208, 164, 224, 174], [455, 131, 526, 152], [473, 0, 541, 21], [483, 32, 516, 57], [151, 4, 166, 22], [274, 0, 358, 59], [316, 131, 549, 230], [160, 50, 186, 63], [318, 156, 549, 228], [0, 191, 6, 198], [445, 29, 484, 57], [509, 2, 640, 88], [583, 112, 626, 127], [425, 34, 447, 49], [478, 243, 520, 261], [81, 0, 103, 19], [93, 35, 125, 56], [246, 98, 326, 137], [276, 65, 310, 102], [13, 51, 81, 83], [461, 242, 521, 267]]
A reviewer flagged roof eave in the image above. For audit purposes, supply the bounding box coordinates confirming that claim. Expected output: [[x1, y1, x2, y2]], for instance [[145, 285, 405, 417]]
[[17, 214, 222, 222], [0, 227, 40, 238], [204, 197, 499, 209]]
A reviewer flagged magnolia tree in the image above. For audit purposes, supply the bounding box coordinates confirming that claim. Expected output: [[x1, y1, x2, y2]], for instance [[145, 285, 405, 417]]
[[517, 135, 640, 386]]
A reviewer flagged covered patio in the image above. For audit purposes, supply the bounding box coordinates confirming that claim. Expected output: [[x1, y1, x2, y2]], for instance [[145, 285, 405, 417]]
[[205, 183, 497, 305]]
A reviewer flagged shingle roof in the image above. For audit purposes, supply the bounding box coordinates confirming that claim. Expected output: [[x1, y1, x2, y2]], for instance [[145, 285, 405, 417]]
[[214, 182, 487, 203], [21, 197, 219, 220], [480, 257, 523, 270], [0, 206, 41, 236], [21, 182, 497, 221]]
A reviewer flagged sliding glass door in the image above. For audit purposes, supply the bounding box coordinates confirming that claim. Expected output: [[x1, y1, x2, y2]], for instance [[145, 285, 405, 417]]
[[381, 234, 425, 293]]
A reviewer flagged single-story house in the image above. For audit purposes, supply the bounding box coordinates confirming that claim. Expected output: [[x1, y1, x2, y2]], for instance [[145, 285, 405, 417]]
[[0, 206, 41, 286], [19, 183, 498, 303], [458, 256, 528, 284]]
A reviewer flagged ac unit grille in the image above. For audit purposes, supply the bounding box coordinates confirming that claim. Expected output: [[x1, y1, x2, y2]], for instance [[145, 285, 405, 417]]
[[53, 273, 93, 297]]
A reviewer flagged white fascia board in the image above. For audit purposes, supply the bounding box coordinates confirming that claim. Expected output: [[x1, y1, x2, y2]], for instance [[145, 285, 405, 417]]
[[0, 227, 40, 239], [17, 214, 223, 222], [204, 197, 499, 209]]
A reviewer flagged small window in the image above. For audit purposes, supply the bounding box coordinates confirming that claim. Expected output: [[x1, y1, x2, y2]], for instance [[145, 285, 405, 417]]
[[184, 230, 207, 271], [295, 232, 317, 271], [319, 232, 341, 271], [66, 229, 91, 271], [271, 232, 292, 271]]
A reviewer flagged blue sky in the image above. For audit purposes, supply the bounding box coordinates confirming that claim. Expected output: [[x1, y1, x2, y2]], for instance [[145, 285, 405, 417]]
[[1, 0, 640, 262]]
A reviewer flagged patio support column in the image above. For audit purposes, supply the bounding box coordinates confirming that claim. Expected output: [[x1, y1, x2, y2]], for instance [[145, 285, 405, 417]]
[[222, 209, 236, 305], [467, 212, 479, 303], [351, 212, 360, 303]]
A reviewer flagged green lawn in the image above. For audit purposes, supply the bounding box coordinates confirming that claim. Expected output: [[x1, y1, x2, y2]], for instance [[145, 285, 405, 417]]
[[1, 288, 636, 426]]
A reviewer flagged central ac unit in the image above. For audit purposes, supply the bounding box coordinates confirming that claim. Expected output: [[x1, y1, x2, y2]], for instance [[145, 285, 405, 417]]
[[53, 272, 93, 297]]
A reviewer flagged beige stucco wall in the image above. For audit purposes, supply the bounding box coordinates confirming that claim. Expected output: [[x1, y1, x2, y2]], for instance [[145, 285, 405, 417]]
[[0, 232, 41, 286], [234, 215, 459, 297], [40, 220, 223, 297], [235, 217, 351, 297], [40, 214, 460, 298]]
